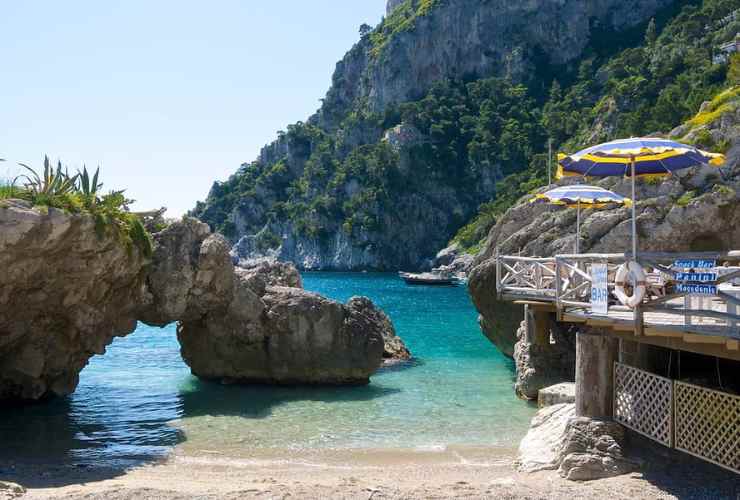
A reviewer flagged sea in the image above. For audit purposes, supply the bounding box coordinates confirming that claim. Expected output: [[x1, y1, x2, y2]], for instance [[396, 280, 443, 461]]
[[0, 273, 535, 469]]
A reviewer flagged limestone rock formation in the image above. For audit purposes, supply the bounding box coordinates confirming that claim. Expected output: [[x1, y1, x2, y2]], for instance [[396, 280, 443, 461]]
[[323, 0, 674, 120], [178, 284, 385, 385], [557, 417, 636, 481], [517, 403, 635, 481], [194, 0, 673, 271], [469, 159, 740, 363], [513, 311, 576, 400], [347, 296, 411, 362], [0, 481, 25, 499], [538, 383, 576, 408], [235, 258, 304, 289], [0, 209, 397, 401], [467, 259, 524, 358], [145, 219, 387, 385], [518, 403, 575, 473], [0, 200, 147, 400]]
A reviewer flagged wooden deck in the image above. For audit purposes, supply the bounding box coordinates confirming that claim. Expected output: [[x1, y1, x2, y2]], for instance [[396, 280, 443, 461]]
[[496, 251, 740, 360]]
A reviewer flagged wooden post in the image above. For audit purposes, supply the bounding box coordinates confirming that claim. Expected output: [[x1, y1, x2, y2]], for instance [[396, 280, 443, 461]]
[[575, 330, 619, 418], [495, 247, 502, 299]]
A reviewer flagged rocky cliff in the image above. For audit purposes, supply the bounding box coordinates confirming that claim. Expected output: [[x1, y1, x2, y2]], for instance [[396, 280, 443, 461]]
[[0, 200, 147, 400], [192, 0, 676, 271], [0, 207, 399, 400], [321, 0, 674, 122], [468, 92, 740, 397]]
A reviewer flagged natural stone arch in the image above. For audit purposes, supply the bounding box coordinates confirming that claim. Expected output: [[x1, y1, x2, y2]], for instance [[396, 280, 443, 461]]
[[0, 204, 396, 402]]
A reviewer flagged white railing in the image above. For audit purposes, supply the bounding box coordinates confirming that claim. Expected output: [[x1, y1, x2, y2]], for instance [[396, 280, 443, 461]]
[[495, 251, 740, 339]]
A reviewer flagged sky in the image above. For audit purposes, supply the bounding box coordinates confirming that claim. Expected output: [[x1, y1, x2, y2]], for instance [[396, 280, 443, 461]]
[[1, 1, 387, 215]]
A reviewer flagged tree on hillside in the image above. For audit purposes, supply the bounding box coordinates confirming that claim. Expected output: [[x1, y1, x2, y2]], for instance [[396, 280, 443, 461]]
[[645, 18, 657, 46], [729, 53, 740, 85], [359, 23, 373, 38]]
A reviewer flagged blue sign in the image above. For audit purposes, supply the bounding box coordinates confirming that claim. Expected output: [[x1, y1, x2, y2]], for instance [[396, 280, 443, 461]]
[[674, 272, 717, 283], [673, 259, 716, 269], [675, 283, 717, 295]]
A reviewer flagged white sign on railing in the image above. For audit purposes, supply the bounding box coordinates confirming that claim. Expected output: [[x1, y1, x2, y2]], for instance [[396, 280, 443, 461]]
[[590, 263, 609, 316]]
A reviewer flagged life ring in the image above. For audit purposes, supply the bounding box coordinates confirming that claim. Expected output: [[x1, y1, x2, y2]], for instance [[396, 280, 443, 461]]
[[614, 261, 646, 308]]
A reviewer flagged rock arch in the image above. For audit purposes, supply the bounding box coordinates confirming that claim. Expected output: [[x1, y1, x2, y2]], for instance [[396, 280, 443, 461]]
[[0, 203, 391, 401]]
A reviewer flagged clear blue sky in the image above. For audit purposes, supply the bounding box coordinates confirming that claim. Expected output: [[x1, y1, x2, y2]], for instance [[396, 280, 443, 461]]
[[1, 1, 386, 215]]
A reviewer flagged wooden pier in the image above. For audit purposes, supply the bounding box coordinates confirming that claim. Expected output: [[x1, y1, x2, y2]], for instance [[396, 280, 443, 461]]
[[496, 251, 740, 359], [494, 250, 740, 474]]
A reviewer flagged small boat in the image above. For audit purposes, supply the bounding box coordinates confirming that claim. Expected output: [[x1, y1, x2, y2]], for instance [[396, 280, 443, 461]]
[[398, 271, 457, 286]]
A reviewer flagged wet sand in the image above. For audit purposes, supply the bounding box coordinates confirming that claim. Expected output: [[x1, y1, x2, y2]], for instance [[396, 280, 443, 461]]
[[6, 445, 740, 499]]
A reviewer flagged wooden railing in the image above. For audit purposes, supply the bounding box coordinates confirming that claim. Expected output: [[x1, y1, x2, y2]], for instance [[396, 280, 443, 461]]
[[495, 250, 740, 339]]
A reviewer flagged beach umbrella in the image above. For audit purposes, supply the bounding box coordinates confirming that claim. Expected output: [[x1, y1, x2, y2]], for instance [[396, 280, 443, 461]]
[[557, 138, 725, 258], [532, 185, 631, 253]]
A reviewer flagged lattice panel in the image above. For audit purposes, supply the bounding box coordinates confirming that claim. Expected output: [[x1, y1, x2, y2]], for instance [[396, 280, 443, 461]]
[[675, 381, 740, 474], [614, 362, 673, 447]]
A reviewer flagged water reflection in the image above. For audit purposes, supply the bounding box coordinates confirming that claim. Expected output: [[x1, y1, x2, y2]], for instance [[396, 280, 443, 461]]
[[179, 378, 401, 420], [0, 384, 184, 486]]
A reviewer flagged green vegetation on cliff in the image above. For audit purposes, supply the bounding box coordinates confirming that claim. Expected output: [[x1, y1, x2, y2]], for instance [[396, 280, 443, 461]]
[[0, 157, 152, 257], [193, 77, 543, 246], [452, 0, 739, 253], [193, 0, 738, 264]]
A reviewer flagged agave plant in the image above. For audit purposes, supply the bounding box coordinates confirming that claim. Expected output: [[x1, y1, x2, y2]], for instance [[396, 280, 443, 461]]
[[78, 165, 103, 207], [19, 156, 78, 198]]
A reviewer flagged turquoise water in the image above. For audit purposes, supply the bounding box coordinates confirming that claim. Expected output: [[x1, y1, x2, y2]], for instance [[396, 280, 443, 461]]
[[0, 273, 535, 468]]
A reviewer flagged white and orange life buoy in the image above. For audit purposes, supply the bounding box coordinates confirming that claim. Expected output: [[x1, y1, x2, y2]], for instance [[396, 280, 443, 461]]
[[614, 261, 646, 308]]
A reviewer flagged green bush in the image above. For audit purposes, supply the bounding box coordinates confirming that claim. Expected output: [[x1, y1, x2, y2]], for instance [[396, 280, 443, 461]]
[[6, 157, 152, 258]]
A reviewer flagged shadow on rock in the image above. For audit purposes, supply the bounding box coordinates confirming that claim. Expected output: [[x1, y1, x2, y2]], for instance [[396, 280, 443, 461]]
[[179, 378, 401, 420]]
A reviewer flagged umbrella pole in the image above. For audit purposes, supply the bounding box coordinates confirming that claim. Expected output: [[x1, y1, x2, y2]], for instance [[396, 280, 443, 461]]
[[631, 156, 637, 260], [576, 200, 580, 254]]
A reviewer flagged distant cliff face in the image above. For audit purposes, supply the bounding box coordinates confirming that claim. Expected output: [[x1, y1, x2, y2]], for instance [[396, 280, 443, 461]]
[[320, 0, 674, 126], [192, 0, 676, 271]]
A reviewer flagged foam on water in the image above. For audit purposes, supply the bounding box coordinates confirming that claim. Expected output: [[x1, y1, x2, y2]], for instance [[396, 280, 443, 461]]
[[0, 272, 536, 468]]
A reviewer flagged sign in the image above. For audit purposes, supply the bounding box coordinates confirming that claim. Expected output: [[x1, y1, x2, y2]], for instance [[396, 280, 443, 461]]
[[673, 259, 716, 269], [590, 263, 609, 316], [675, 283, 717, 295], [674, 272, 717, 283]]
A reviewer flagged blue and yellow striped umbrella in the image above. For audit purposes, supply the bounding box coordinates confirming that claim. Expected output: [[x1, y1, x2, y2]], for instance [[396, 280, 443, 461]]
[[557, 137, 725, 179], [532, 185, 631, 207], [556, 137, 726, 258], [532, 185, 630, 253]]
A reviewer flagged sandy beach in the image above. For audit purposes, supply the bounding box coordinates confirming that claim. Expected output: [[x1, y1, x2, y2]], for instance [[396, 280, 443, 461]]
[[4, 444, 739, 500]]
